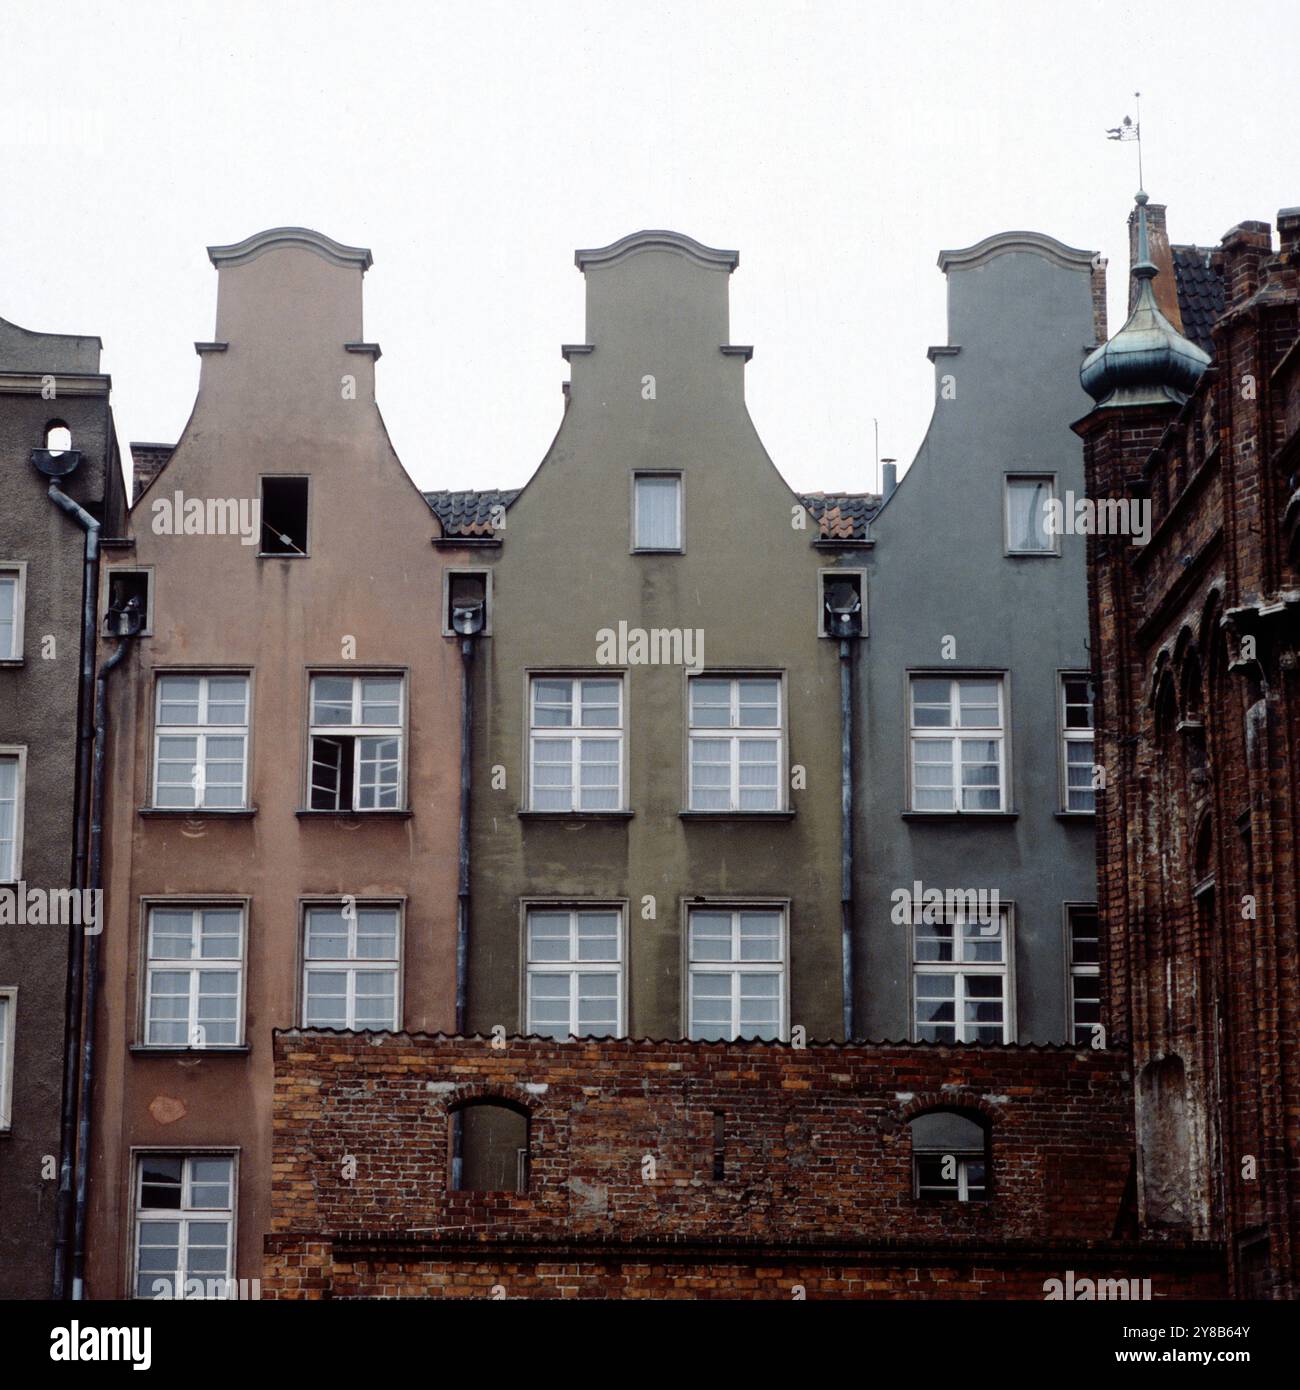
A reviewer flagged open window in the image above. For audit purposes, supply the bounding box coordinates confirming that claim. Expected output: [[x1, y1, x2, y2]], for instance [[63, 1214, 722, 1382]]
[[441, 569, 491, 637], [451, 1100, 529, 1194], [105, 569, 152, 637], [258, 476, 309, 556], [910, 1110, 990, 1202], [308, 674, 404, 811], [819, 569, 865, 638]]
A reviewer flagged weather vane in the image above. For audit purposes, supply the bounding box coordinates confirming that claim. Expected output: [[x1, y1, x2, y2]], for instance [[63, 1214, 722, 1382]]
[[1106, 91, 1143, 188]]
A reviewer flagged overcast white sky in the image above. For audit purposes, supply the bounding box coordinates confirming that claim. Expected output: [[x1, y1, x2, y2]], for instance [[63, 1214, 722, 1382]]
[[3, 0, 1295, 497]]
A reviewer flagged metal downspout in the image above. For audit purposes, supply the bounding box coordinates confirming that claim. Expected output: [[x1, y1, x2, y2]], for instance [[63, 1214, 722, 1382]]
[[44, 483, 99, 1300], [840, 636, 855, 1041], [70, 630, 134, 1299], [451, 631, 477, 1191]]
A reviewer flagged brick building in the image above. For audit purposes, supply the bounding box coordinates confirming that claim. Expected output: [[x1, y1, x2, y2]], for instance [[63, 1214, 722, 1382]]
[[263, 1031, 1222, 1299], [1076, 194, 1300, 1298]]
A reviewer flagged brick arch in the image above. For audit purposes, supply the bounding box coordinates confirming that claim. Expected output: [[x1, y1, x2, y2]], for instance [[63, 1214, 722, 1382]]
[[894, 1091, 1002, 1127], [437, 1081, 543, 1116]]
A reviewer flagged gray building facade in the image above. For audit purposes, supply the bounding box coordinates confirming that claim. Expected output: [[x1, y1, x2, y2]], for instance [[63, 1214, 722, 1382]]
[[852, 232, 1104, 1044], [0, 314, 125, 1296]]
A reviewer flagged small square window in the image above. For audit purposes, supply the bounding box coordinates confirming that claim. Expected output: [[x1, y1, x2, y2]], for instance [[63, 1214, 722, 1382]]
[[633, 474, 682, 552], [1005, 475, 1057, 555], [442, 570, 491, 637], [105, 569, 152, 637], [259, 477, 309, 556]]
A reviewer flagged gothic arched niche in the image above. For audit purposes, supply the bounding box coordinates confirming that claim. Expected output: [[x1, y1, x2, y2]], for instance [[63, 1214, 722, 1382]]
[[1136, 1055, 1193, 1227]]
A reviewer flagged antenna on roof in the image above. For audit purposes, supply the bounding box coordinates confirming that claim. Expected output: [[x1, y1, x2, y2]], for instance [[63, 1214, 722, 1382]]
[[1106, 91, 1143, 188]]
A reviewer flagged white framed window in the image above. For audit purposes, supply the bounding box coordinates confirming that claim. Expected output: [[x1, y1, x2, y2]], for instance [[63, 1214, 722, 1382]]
[[0, 563, 27, 661], [143, 905, 245, 1047], [528, 676, 623, 812], [153, 674, 250, 809], [909, 676, 1006, 812], [911, 1112, 989, 1202], [1005, 474, 1057, 554], [687, 905, 786, 1041], [0, 989, 15, 1130], [912, 907, 1011, 1043], [301, 902, 400, 1030], [632, 473, 682, 551], [1061, 674, 1095, 813], [688, 676, 783, 812], [308, 674, 404, 811], [0, 748, 26, 882], [1067, 905, 1101, 1046], [525, 906, 624, 1039], [133, 1153, 235, 1299]]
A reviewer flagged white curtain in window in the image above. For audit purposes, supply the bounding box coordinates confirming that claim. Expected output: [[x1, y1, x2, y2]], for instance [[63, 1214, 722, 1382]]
[[635, 477, 680, 549], [1007, 479, 1051, 551]]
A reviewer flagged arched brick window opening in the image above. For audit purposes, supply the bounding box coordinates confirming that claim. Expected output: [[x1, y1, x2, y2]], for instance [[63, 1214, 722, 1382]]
[[909, 1109, 989, 1203], [449, 1099, 529, 1194], [45, 421, 72, 455], [1136, 1055, 1193, 1227]]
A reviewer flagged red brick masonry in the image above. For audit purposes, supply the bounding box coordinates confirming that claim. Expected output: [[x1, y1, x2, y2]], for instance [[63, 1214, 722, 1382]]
[[265, 1032, 1224, 1298]]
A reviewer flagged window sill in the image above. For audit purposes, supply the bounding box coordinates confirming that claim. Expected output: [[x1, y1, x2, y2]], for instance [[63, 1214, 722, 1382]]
[[295, 809, 413, 819], [517, 810, 634, 821], [138, 807, 257, 818], [1005, 551, 1060, 559], [129, 1044, 250, 1056], [1055, 810, 1096, 820], [679, 810, 795, 821], [256, 552, 310, 560], [0, 659, 24, 667], [901, 810, 1019, 821]]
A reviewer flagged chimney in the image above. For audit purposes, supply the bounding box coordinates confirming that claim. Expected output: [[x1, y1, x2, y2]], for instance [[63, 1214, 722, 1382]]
[[1214, 221, 1273, 310], [130, 441, 175, 504], [1128, 201, 1183, 330], [881, 459, 898, 500], [1273, 207, 1300, 273]]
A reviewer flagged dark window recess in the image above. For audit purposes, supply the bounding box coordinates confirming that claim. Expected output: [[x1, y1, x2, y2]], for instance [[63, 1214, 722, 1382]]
[[447, 571, 487, 635], [910, 1111, 990, 1202], [310, 736, 355, 809], [105, 570, 149, 634], [712, 1111, 726, 1180], [260, 477, 309, 555], [454, 1103, 529, 1193], [822, 572, 863, 638]]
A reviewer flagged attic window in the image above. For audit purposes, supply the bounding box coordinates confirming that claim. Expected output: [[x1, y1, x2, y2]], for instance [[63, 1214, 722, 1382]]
[[442, 570, 491, 637], [819, 570, 864, 638], [633, 474, 682, 552], [259, 477, 309, 556], [105, 570, 151, 636]]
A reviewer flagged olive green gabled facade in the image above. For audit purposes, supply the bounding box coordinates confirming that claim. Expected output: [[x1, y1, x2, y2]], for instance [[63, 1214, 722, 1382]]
[[461, 230, 848, 1042]]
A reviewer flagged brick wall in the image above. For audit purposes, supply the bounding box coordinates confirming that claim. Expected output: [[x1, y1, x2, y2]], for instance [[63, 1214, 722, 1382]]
[[1079, 205, 1300, 1298], [264, 1032, 1223, 1299]]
